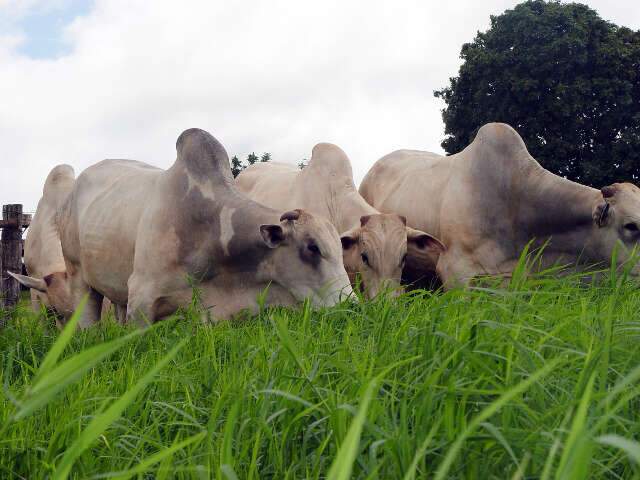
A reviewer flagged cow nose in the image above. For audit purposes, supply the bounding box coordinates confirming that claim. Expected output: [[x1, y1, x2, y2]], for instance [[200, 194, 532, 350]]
[[341, 283, 355, 301], [367, 279, 402, 299]]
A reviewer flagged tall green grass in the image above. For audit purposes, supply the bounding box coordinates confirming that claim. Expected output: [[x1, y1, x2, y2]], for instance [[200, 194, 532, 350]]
[[2, 266, 640, 478]]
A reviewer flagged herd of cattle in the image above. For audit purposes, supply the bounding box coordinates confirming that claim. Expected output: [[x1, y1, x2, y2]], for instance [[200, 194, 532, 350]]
[[9, 122, 640, 328]]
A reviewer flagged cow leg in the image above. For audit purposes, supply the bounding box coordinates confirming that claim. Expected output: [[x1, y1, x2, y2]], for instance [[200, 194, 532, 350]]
[[30, 289, 43, 312], [68, 272, 102, 328], [437, 244, 516, 289], [115, 304, 127, 324], [127, 270, 188, 327], [80, 288, 103, 329], [436, 249, 486, 289], [126, 296, 153, 327]]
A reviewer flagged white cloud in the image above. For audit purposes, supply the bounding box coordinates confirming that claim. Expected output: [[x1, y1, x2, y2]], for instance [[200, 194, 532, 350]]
[[1, 0, 638, 211]]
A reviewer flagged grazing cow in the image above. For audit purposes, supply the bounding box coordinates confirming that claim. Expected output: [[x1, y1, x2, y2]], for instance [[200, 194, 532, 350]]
[[360, 123, 640, 287], [57, 128, 352, 327], [9, 165, 75, 316], [235, 143, 444, 298], [9, 165, 121, 322]]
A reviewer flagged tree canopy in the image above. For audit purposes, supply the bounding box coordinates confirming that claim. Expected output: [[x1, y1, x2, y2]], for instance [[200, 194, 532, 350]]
[[435, 0, 640, 187]]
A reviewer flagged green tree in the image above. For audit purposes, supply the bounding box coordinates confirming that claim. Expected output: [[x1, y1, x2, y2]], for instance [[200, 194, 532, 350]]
[[434, 0, 640, 186], [229, 152, 271, 178], [230, 155, 244, 178], [247, 153, 259, 166]]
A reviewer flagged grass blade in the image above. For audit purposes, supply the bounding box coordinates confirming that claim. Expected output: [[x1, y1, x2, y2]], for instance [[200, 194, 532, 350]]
[[31, 296, 87, 386], [434, 359, 562, 480], [13, 330, 143, 421], [52, 339, 186, 480], [554, 372, 596, 479], [327, 356, 420, 480], [326, 377, 377, 480], [596, 435, 640, 466], [104, 431, 206, 480]]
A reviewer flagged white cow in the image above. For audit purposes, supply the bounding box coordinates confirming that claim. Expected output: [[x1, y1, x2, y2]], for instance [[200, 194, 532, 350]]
[[9, 165, 121, 322], [236, 143, 444, 297], [9, 165, 75, 316], [57, 128, 353, 327], [360, 123, 640, 287]]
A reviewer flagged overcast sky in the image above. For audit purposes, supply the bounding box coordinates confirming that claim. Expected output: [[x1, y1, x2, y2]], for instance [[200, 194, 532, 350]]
[[1, 0, 639, 212]]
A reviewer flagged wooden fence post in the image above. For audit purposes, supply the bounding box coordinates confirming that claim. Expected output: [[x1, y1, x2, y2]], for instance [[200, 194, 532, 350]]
[[1, 204, 26, 315], [0, 231, 3, 326]]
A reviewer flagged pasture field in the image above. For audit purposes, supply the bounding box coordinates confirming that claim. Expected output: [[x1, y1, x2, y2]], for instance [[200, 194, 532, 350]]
[[2, 265, 640, 478]]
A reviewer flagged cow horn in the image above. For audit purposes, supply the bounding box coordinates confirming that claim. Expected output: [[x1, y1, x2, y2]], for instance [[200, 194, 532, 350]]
[[7, 271, 47, 292], [280, 209, 302, 222]]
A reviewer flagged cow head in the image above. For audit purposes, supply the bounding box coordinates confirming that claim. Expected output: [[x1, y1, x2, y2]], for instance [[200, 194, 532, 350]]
[[260, 209, 353, 306], [8, 270, 74, 317], [340, 214, 445, 298], [592, 182, 640, 272]]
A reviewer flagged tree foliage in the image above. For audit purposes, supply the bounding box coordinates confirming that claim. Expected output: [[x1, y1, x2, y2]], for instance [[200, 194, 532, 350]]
[[435, 0, 640, 186], [230, 156, 244, 178], [230, 152, 270, 178], [230, 152, 307, 177]]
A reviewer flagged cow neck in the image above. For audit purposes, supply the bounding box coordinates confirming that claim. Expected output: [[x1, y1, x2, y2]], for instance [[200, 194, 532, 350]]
[[300, 165, 376, 234], [218, 187, 284, 281], [336, 190, 379, 234], [515, 165, 602, 255]]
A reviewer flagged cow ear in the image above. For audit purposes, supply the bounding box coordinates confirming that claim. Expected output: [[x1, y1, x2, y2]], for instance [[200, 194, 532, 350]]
[[280, 209, 302, 222], [260, 224, 286, 248], [340, 226, 360, 250], [7, 271, 47, 292], [593, 202, 611, 228], [360, 215, 371, 227], [406, 228, 445, 253], [601, 185, 618, 199]]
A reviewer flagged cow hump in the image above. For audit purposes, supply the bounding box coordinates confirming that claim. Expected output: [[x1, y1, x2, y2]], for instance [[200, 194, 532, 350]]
[[43, 164, 75, 201], [175, 128, 234, 184], [473, 123, 528, 159], [307, 143, 354, 180]]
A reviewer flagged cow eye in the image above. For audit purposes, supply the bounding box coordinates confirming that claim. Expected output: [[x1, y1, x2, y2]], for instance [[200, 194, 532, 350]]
[[624, 223, 639, 232], [361, 253, 370, 266], [308, 243, 320, 255]]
